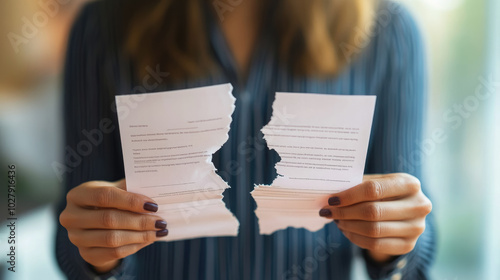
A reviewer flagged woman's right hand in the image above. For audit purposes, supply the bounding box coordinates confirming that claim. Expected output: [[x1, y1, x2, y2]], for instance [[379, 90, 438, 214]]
[[59, 179, 168, 273]]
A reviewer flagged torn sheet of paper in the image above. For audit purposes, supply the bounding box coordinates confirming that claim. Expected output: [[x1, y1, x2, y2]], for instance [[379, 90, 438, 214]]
[[116, 83, 239, 241], [252, 92, 376, 234]]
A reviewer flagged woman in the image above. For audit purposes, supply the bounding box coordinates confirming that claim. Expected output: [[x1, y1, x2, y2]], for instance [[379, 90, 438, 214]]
[[57, 0, 435, 279]]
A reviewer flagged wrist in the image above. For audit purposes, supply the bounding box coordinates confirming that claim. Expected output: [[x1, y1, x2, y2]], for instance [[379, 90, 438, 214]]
[[367, 250, 397, 264], [92, 260, 120, 274]]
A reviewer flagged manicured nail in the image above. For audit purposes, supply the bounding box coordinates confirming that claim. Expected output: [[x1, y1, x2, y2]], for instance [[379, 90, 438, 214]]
[[156, 229, 169, 237], [155, 220, 167, 229], [319, 209, 332, 217], [144, 202, 158, 212], [328, 196, 341, 206]]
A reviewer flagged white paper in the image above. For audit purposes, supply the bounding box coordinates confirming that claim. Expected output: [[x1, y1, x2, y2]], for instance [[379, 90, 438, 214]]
[[116, 84, 239, 241], [252, 92, 376, 234]]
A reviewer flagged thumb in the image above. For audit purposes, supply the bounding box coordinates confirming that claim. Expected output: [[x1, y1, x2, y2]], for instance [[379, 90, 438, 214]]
[[114, 179, 127, 191]]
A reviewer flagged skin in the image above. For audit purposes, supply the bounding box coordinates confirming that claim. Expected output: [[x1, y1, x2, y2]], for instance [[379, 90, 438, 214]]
[[60, 174, 432, 272], [220, 3, 433, 262], [59, 180, 166, 273], [218, 0, 264, 78], [60, 2, 268, 274], [320, 173, 432, 263], [219, 2, 433, 263], [60, 1, 432, 273]]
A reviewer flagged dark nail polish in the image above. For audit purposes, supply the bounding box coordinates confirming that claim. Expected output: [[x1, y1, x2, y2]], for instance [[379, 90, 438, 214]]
[[156, 229, 169, 237], [155, 220, 167, 229], [144, 202, 158, 212], [319, 209, 332, 217], [328, 196, 341, 206]]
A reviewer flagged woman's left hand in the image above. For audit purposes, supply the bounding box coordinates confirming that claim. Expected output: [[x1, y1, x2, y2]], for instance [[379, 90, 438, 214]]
[[319, 173, 432, 263]]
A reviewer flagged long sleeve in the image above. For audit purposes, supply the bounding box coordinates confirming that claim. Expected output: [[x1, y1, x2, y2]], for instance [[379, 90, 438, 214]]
[[54, 2, 137, 279], [53, 1, 437, 279], [361, 2, 436, 279]]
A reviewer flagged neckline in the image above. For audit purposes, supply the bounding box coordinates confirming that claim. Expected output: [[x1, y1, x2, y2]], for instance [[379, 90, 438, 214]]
[[205, 2, 275, 91]]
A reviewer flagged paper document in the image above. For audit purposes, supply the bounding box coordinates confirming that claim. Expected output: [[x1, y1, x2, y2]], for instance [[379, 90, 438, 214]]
[[252, 92, 376, 234], [116, 84, 239, 241]]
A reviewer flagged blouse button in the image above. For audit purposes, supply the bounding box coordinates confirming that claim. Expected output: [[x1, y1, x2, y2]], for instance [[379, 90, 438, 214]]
[[391, 272, 402, 280], [396, 258, 407, 269]]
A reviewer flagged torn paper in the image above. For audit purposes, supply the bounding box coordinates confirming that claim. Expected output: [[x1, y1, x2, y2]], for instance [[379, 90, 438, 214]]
[[252, 92, 376, 234], [116, 83, 239, 241]]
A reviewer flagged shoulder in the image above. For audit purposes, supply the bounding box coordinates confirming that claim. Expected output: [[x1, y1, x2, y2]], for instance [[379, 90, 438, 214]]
[[352, 1, 426, 82], [65, 0, 135, 83], [372, 1, 425, 55], [67, 0, 128, 51], [72, 0, 126, 24], [346, 1, 425, 74], [64, 0, 136, 114]]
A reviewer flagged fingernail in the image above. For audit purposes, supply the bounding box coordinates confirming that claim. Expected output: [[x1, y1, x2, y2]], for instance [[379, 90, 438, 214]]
[[328, 196, 341, 206], [155, 220, 167, 229], [144, 202, 158, 212], [156, 229, 169, 237], [319, 209, 332, 217]]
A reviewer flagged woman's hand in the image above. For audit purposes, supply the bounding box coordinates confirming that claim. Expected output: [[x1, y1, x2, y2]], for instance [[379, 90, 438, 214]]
[[319, 173, 432, 263], [59, 179, 168, 273]]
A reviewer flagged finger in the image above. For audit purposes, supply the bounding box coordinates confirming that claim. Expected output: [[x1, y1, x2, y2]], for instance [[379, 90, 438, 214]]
[[321, 196, 428, 221], [68, 229, 169, 248], [327, 173, 421, 207], [335, 219, 425, 238], [68, 181, 159, 213], [114, 179, 127, 190], [341, 230, 416, 255], [61, 205, 167, 230], [79, 242, 154, 267]]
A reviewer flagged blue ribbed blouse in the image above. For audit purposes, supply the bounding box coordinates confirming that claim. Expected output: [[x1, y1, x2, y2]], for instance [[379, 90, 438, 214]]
[[56, 1, 436, 279]]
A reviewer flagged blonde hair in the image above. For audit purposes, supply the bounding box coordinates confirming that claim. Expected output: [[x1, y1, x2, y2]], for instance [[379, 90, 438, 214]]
[[126, 0, 377, 81]]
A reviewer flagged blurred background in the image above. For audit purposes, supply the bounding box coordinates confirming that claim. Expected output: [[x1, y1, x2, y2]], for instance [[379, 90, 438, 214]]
[[0, 0, 498, 279]]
